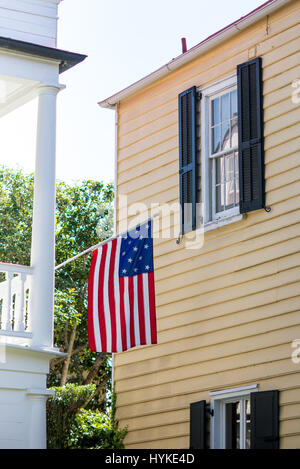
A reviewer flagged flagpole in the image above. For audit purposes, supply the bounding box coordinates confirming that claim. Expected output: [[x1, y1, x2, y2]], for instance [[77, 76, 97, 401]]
[[55, 212, 160, 271]]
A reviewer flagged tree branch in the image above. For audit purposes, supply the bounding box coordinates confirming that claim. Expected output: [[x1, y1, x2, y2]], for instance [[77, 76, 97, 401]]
[[60, 323, 77, 386]]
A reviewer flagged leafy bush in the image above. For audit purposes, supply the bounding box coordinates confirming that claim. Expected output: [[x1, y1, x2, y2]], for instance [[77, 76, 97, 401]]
[[68, 409, 127, 449], [47, 384, 126, 449]]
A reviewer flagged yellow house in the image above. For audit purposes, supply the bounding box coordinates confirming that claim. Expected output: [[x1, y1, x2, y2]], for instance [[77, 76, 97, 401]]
[[99, 0, 300, 449]]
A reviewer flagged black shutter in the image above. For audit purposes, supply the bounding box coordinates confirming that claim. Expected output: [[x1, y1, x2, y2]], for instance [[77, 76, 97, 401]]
[[225, 402, 237, 449], [178, 87, 197, 234], [237, 57, 265, 214], [250, 390, 279, 449], [190, 400, 206, 449]]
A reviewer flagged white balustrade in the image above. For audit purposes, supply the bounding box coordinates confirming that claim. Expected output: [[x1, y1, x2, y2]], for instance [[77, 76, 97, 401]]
[[0, 263, 33, 337]]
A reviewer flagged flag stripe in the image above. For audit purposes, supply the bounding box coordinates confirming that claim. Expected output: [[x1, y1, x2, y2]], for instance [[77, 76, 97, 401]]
[[133, 275, 140, 347], [128, 276, 135, 348], [137, 274, 146, 345], [142, 273, 151, 345], [114, 238, 122, 352], [103, 242, 112, 351], [98, 245, 107, 352], [124, 276, 131, 350], [119, 275, 127, 352], [148, 272, 157, 344], [108, 239, 117, 352], [87, 249, 98, 352]]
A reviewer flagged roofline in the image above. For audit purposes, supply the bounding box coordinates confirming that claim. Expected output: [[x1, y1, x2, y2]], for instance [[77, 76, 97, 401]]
[[0, 36, 87, 74], [98, 0, 292, 109]]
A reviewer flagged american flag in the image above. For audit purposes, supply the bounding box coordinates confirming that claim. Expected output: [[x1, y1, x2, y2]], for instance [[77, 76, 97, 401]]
[[88, 221, 157, 353]]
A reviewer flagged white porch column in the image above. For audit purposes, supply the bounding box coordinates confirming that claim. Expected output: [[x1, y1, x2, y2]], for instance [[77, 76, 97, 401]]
[[27, 389, 54, 449], [30, 85, 60, 348]]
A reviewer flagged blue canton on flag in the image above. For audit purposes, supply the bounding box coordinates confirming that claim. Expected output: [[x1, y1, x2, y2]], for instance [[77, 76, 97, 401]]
[[119, 222, 153, 277]]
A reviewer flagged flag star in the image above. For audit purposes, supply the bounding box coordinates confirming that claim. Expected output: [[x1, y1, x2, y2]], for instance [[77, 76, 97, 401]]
[[133, 247, 138, 252], [128, 241, 132, 245], [145, 244, 149, 249], [134, 268, 138, 273], [122, 269, 127, 274], [145, 265, 150, 270], [122, 252, 126, 256], [128, 258, 133, 263], [139, 256, 142, 260], [139, 235, 144, 240]]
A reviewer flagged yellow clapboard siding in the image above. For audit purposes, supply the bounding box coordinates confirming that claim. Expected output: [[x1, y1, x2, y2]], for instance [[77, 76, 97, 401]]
[[281, 419, 300, 437], [266, 151, 300, 179], [119, 122, 178, 160], [124, 422, 188, 445], [157, 295, 300, 339], [119, 110, 177, 149], [267, 165, 300, 192], [263, 49, 300, 82], [116, 372, 300, 421], [264, 94, 299, 122], [155, 224, 300, 285], [118, 160, 178, 194], [155, 208, 300, 271], [118, 148, 178, 184], [263, 64, 300, 96], [116, 358, 298, 407], [114, 0, 300, 448], [281, 403, 300, 420], [281, 389, 300, 406], [115, 299, 300, 378], [115, 298, 300, 371], [264, 84, 295, 109], [115, 326, 300, 386], [156, 264, 300, 308], [264, 107, 300, 137], [155, 280, 299, 328], [281, 435, 300, 449], [115, 334, 299, 394], [126, 436, 188, 450]]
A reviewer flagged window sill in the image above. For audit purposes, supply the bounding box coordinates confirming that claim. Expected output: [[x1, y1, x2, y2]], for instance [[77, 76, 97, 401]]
[[204, 213, 244, 233]]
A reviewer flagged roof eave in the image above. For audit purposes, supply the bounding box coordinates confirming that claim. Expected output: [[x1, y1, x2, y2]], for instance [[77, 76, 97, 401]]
[[0, 36, 87, 74], [98, 0, 292, 109]]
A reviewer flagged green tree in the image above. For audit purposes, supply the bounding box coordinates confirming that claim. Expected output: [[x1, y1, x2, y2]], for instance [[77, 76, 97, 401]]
[[0, 166, 114, 407]]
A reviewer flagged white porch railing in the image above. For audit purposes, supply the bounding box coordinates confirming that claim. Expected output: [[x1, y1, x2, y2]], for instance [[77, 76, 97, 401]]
[[0, 263, 33, 337]]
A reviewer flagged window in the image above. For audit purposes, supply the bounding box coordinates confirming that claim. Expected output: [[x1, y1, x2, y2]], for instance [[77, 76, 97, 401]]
[[210, 385, 257, 450], [190, 388, 279, 450], [201, 76, 240, 224], [179, 58, 265, 235]]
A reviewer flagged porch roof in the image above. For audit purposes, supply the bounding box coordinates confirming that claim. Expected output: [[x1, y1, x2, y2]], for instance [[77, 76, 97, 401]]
[[0, 36, 87, 74]]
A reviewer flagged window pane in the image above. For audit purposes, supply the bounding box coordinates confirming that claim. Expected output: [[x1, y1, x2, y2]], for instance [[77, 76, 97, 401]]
[[221, 122, 230, 151], [221, 93, 230, 122], [235, 152, 240, 204], [236, 402, 241, 449], [231, 89, 238, 118], [246, 400, 251, 449], [212, 125, 220, 154], [231, 116, 238, 147], [225, 154, 235, 209], [216, 157, 224, 213], [212, 97, 220, 126]]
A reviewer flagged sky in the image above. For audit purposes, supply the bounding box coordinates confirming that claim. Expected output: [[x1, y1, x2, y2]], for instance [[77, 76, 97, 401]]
[[0, 0, 265, 185]]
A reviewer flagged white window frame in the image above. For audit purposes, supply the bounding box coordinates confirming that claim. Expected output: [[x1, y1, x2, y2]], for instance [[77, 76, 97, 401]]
[[201, 74, 240, 227], [210, 384, 258, 449]]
